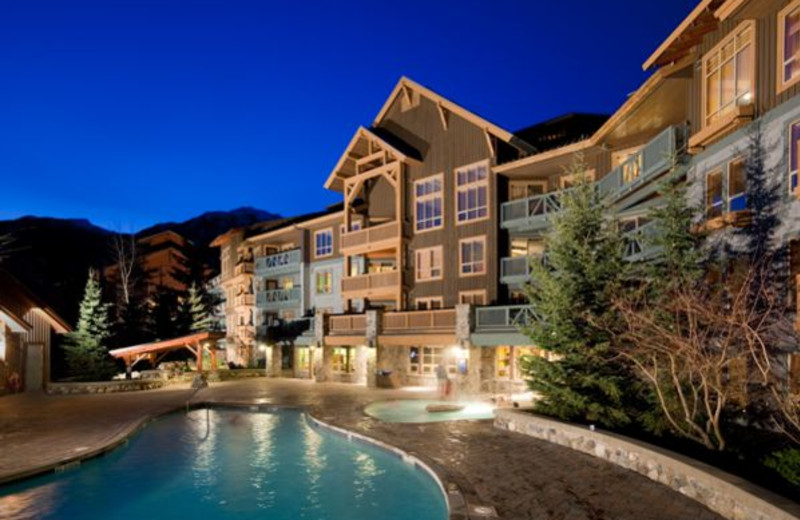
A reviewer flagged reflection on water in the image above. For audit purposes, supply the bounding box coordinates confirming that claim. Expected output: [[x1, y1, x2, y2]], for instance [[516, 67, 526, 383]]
[[0, 408, 446, 520]]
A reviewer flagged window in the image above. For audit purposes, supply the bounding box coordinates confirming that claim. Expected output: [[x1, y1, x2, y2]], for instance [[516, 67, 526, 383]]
[[509, 181, 546, 201], [314, 229, 333, 258], [495, 346, 537, 380], [332, 347, 354, 373], [415, 246, 443, 281], [459, 290, 487, 306], [459, 237, 486, 276], [706, 169, 724, 218], [510, 238, 544, 258], [315, 270, 333, 295], [790, 121, 800, 193], [416, 297, 443, 310], [728, 159, 747, 212], [703, 21, 754, 127], [456, 161, 489, 223], [622, 153, 643, 183], [415, 175, 443, 232], [779, 0, 800, 92], [409, 346, 452, 375]]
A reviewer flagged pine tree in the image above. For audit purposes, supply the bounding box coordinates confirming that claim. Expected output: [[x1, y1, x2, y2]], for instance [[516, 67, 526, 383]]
[[188, 282, 212, 333], [63, 269, 117, 381], [520, 158, 636, 428]]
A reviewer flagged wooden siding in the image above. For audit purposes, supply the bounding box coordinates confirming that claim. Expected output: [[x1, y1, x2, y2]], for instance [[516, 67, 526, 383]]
[[689, 1, 800, 133], [379, 94, 500, 307]]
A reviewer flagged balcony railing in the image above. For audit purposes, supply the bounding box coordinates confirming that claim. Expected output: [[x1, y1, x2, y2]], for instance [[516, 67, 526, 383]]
[[255, 248, 302, 276], [475, 305, 540, 331], [234, 262, 254, 276], [340, 221, 401, 253], [328, 314, 367, 334], [622, 220, 663, 262], [383, 309, 456, 332], [500, 256, 531, 285], [597, 125, 686, 203], [256, 287, 301, 309], [341, 271, 400, 296], [234, 294, 254, 307], [500, 188, 576, 232]]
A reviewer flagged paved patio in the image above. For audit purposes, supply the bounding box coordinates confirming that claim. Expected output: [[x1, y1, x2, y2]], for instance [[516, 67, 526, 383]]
[[0, 378, 723, 520]]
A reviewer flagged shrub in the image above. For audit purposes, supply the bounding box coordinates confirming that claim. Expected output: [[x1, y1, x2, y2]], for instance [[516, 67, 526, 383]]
[[765, 449, 800, 488]]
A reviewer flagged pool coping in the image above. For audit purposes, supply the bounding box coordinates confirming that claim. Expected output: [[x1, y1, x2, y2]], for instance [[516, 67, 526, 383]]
[[0, 399, 463, 520]]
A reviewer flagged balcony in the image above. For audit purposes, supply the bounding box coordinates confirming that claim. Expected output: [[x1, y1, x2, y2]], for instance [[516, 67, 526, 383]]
[[500, 189, 573, 233], [255, 249, 301, 277], [597, 125, 687, 204], [341, 271, 401, 299], [340, 221, 402, 255], [328, 314, 367, 335], [622, 220, 663, 262], [500, 256, 532, 286], [383, 309, 456, 333], [234, 294, 254, 307], [475, 305, 539, 331], [234, 262, 254, 276], [256, 287, 301, 309]]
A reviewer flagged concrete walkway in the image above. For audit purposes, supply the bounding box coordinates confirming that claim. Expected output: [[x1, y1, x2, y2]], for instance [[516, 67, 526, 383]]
[[0, 378, 724, 520]]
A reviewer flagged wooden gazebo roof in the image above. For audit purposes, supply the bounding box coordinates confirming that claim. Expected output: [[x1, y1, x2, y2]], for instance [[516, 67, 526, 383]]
[[109, 331, 225, 371]]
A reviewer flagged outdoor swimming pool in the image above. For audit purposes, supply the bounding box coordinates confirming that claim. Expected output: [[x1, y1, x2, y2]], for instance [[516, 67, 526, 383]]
[[364, 399, 495, 423], [0, 408, 447, 520]]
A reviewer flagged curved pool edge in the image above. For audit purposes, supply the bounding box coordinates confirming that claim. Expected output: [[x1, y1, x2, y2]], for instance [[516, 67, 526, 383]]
[[304, 412, 460, 520], [0, 399, 464, 520]]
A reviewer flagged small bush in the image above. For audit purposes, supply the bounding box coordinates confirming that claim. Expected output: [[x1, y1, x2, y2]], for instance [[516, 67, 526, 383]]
[[765, 449, 800, 488]]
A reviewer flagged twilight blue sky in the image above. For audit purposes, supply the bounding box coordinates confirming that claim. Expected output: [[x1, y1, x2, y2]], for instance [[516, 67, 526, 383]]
[[0, 0, 696, 231]]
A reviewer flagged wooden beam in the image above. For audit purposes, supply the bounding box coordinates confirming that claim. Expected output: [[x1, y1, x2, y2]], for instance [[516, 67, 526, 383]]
[[484, 128, 495, 158], [437, 102, 449, 130]]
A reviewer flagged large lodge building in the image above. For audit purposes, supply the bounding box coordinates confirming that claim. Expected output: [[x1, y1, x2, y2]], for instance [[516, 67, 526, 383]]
[[213, 0, 800, 394]]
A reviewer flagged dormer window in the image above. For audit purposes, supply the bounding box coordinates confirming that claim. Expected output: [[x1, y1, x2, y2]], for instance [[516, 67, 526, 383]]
[[703, 21, 754, 127]]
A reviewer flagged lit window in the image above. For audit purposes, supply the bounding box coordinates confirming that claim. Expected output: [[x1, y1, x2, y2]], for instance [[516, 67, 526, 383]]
[[314, 229, 333, 257], [496, 346, 511, 378], [415, 247, 443, 281], [416, 297, 443, 310], [0, 326, 5, 361], [332, 347, 354, 373], [459, 237, 486, 276], [779, 1, 800, 91], [456, 162, 489, 223], [409, 346, 453, 375], [706, 170, 724, 218], [315, 270, 333, 295], [415, 175, 443, 232], [728, 159, 747, 212], [509, 181, 546, 201], [703, 22, 754, 127], [459, 291, 486, 305], [496, 346, 537, 380]]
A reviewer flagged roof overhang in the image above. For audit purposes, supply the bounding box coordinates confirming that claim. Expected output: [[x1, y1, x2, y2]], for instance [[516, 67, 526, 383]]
[[31, 307, 71, 334], [324, 126, 415, 192], [0, 306, 31, 333], [643, 0, 727, 70], [109, 331, 226, 359]]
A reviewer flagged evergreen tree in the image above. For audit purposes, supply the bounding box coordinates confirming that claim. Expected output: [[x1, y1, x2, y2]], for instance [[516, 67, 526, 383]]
[[188, 282, 212, 333], [520, 158, 636, 428], [63, 269, 117, 381]]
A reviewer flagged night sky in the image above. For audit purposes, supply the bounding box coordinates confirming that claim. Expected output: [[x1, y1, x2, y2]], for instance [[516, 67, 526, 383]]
[[0, 0, 697, 231]]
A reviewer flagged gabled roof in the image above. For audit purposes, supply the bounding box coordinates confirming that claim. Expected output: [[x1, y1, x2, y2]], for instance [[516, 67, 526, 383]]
[[643, 0, 728, 70], [0, 270, 71, 334], [324, 126, 421, 192], [373, 77, 533, 152]]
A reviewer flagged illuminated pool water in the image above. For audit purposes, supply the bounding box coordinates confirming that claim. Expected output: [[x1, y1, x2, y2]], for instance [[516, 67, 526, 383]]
[[364, 399, 495, 423], [0, 408, 447, 520]]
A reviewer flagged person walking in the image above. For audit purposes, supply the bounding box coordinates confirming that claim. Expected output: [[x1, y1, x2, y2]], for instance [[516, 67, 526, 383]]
[[435, 363, 448, 400]]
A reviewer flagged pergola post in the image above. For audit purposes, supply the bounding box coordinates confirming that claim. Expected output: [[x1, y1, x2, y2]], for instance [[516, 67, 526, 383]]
[[195, 340, 203, 373]]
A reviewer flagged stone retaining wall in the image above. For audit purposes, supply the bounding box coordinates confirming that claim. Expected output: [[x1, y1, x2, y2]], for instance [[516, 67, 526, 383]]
[[495, 409, 800, 520], [46, 380, 167, 395]]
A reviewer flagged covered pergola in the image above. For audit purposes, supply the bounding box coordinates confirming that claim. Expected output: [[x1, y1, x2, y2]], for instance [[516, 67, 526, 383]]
[[109, 331, 225, 373]]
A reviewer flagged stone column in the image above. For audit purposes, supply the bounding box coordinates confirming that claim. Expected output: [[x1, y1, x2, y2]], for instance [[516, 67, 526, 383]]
[[270, 345, 282, 377], [354, 345, 369, 386], [363, 309, 381, 387], [314, 311, 326, 345], [317, 345, 333, 382]]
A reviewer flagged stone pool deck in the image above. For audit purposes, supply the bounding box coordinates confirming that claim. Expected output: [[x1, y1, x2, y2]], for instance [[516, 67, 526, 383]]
[[0, 378, 724, 520]]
